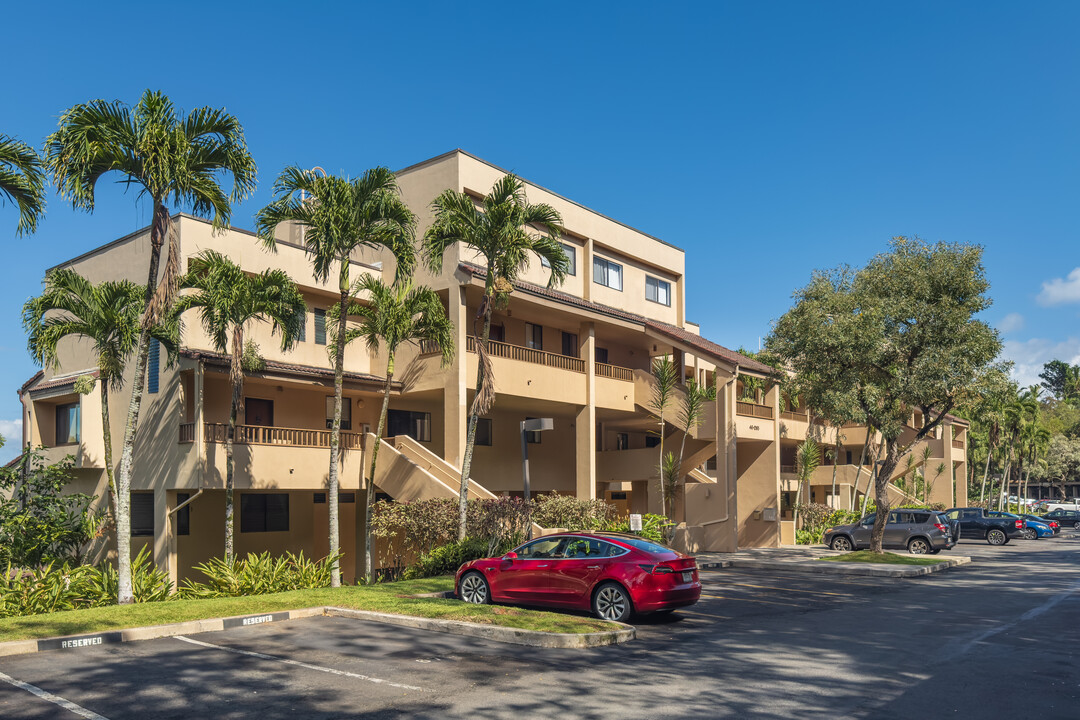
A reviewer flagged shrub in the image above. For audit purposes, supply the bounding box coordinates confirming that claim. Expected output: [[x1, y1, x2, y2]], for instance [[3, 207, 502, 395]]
[[401, 538, 490, 580], [795, 529, 819, 546], [178, 551, 338, 599], [604, 513, 673, 544], [531, 494, 616, 531], [91, 546, 173, 603]]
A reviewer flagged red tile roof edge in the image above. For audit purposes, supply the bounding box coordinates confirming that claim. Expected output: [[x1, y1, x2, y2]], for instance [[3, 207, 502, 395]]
[[181, 350, 398, 388]]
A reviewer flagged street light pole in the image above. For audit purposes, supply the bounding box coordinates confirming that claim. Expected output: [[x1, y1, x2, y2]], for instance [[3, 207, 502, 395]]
[[520, 417, 553, 540]]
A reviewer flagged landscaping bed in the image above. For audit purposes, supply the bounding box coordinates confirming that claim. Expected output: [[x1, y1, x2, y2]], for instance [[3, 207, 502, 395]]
[[819, 551, 948, 566], [0, 576, 615, 643]]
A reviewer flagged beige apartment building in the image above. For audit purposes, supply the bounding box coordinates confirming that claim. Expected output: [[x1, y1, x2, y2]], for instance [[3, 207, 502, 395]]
[[17, 150, 967, 583]]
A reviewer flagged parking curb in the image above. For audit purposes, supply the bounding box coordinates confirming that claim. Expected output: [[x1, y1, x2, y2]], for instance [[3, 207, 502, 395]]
[[719, 556, 972, 577], [0, 603, 633, 656]]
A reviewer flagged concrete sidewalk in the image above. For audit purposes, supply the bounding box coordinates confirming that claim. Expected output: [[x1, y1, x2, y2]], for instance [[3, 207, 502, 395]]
[[695, 545, 972, 577]]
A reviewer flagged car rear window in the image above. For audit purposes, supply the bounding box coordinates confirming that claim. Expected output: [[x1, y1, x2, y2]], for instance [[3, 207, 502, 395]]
[[607, 536, 676, 555]]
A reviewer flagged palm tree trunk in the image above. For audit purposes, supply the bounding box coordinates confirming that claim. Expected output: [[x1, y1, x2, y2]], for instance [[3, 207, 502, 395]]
[[458, 290, 493, 542], [114, 201, 170, 605], [365, 353, 394, 584], [225, 325, 243, 562], [99, 381, 118, 524], [327, 284, 348, 587], [979, 442, 993, 504]]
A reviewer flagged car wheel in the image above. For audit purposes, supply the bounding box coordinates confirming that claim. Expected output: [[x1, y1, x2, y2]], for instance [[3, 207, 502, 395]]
[[830, 536, 853, 552], [1074, 521, 1080, 529], [987, 529, 1007, 546], [907, 537, 931, 554], [459, 571, 490, 605], [1023, 528, 1037, 540], [593, 582, 633, 623]]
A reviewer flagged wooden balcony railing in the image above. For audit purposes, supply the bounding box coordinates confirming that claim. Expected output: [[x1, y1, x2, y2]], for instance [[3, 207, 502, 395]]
[[179, 423, 195, 444], [203, 423, 364, 450], [952, 439, 965, 449], [467, 336, 586, 373], [736, 401, 774, 420], [780, 464, 796, 474], [418, 339, 443, 356], [780, 411, 809, 422], [595, 362, 633, 382]]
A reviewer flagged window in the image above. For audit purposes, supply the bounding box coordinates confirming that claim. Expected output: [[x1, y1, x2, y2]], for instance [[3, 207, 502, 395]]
[[645, 433, 660, 448], [326, 396, 351, 430], [148, 339, 160, 393], [245, 398, 274, 427], [176, 492, 190, 536], [339, 493, 355, 503], [297, 310, 306, 342], [610, 492, 627, 501], [476, 418, 493, 446], [517, 537, 566, 559], [489, 325, 505, 342], [525, 416, 542, 444], [646, 276, 671, 306], [388, 410, 431, 442], [541, 242, 576, 276], [616, 432, 629, 450], [561, 332, 578, 358], [55, 402, 80, 444], [593, 257, 623, 290], [314, 492, 327, 504], [594, 347, 608, 364], [525, 323, 543, 350], [240, 493, 290, 533], [314, 308, 327, 345], [131, 492, 154, 536]]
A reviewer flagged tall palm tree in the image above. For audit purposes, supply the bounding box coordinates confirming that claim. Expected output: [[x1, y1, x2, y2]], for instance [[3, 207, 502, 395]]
[[0, 134, 46, 235], [45, 90, 256, 604], [174, 250, 305, 560], [650, 354, 680, 519], [22, 269, 176, 522], [422, 174, 567, 540], [333, 275, 454, 583], [256, 167, 416, 586], [793, 437, 821, 530]]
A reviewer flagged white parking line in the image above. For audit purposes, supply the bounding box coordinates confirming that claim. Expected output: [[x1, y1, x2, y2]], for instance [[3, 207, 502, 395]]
[[173, 636, 425, 691], [0, 671, 110, 719]]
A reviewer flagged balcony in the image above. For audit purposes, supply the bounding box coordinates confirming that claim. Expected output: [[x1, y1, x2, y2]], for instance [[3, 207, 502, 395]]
[[952, 439, 965, 450], [595, 362, 633, 382], [736, 401, 774, 420], [467, 336, 585, 373], [199, 422, 365, 450]]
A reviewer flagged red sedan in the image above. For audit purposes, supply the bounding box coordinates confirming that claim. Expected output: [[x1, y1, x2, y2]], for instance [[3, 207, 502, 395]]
[[454, 532, 701, 622]]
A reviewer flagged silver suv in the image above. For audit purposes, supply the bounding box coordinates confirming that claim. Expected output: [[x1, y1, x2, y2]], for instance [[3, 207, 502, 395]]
[[822, 510, 956, 554]]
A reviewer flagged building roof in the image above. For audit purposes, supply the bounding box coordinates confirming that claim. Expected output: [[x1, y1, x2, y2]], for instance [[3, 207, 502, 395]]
[[19, 369, 99, 397], [182, 350, 399, 390], [457, 262, 773, 375]]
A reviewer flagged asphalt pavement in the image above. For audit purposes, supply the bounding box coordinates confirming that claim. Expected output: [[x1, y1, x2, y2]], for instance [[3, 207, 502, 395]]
[[2, 532, 1078, 719]]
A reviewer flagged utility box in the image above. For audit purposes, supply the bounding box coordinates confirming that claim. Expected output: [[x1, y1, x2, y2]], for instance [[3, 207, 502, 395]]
[[763, 507, 778, 522]]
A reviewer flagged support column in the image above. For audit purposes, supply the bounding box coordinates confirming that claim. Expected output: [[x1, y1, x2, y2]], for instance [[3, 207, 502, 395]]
[[195, 361, 205, 484], [576, 322, 596, 499], [154, 486, 173, 580], [444, 285, 468, 469]]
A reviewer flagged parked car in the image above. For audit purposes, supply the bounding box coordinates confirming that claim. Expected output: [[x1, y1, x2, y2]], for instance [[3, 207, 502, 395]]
[[455, 532, 701, 622], [1042, 509, 1080, 529], [991, 511, 1053, 539], [822, 510, 956, 554], [944, 507, 1026, 545], [1017, 513, 1060, 536]]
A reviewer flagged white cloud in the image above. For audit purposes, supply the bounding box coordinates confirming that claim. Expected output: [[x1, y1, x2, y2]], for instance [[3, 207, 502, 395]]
[[0, 419, 22, 464], [1037, 268, 1080, 306], [1002, 337, 1080, 387], [997, 312, 1024, 333]]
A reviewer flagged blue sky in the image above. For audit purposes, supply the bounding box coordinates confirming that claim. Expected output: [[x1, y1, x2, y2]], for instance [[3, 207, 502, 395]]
[[2, 1, 1078, 461]]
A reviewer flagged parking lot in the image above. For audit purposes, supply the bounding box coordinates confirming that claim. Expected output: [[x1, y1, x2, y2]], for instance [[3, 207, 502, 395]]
[[3, 532, 1079, 719]]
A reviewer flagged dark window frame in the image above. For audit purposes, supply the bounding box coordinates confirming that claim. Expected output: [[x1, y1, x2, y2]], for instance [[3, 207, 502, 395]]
[[593, 257, 623, 291], [476, 418, 493, 446], [314, 308, 327, 345], [176, 492, 190, 536], [55, 402, 80, 445], [645, 275, 671, 306], [131, 492, 154, 537], [240, 493, 290, 533]]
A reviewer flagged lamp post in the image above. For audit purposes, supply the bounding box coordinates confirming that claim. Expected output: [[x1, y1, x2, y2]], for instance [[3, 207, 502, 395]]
[[521, 417, 553, 539]]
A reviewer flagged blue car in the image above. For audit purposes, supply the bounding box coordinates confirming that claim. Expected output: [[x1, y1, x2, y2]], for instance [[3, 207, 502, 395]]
[[990, 511, 1053, 539]]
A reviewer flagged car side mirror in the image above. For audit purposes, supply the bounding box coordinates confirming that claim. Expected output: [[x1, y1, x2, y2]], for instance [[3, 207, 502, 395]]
[[503, 551, 517, 561]]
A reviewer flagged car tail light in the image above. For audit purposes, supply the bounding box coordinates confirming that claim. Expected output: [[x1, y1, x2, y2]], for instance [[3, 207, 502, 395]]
[[1015, 520, 1023, 529], [934, 523, 948, 532], [1051, 522, 1059, 528], [638, 562, 676, 574]]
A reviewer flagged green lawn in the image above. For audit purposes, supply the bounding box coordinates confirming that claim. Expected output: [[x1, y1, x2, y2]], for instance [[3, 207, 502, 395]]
[[0, 576, 615, 642], [819, 551, 947, 566]]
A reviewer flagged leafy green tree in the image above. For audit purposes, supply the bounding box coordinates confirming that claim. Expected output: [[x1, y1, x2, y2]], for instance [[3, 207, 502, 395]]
[[175, 250, 305, 559], [768, 237, 1001, 552], [1031, 434, 1080, 499], [332, 275, 454, 583], [23, 269, 176, 524], [0, 134, 46, 236], [257, 167, 416, 585], [45, 90, 256, 604], [422, 174, 567, 540], [1039, 360, 1080, 402], [0, 449, 105, 566]]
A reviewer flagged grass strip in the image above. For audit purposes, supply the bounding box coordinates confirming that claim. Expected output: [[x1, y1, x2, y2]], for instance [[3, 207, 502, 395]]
[[0, 576, 615, 642], [819, 550, 947, 566]]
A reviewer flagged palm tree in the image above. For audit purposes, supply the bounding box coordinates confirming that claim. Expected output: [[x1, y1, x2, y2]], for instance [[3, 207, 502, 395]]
[[793, 437, 821, 531], [45, 90, 256, 604], [22, 269, 176, 523], [0, 134, 46, 235], [669, 377, 716, 518], [650, 354, 680, 518], [174, 250, 305, 560], [256, 167, 416, 586], [333, 275, 454, 583], [422, 174, 567, 540]]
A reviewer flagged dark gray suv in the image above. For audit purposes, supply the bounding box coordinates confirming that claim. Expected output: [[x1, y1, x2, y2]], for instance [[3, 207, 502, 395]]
[[822, 510, 956, 554]]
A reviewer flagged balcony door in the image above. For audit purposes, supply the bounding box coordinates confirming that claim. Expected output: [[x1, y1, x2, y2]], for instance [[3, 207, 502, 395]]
[[245, 398, 274, 427]]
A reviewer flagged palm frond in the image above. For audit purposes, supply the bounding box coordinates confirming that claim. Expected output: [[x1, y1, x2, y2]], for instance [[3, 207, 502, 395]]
[[0, 135, 47, 236]]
